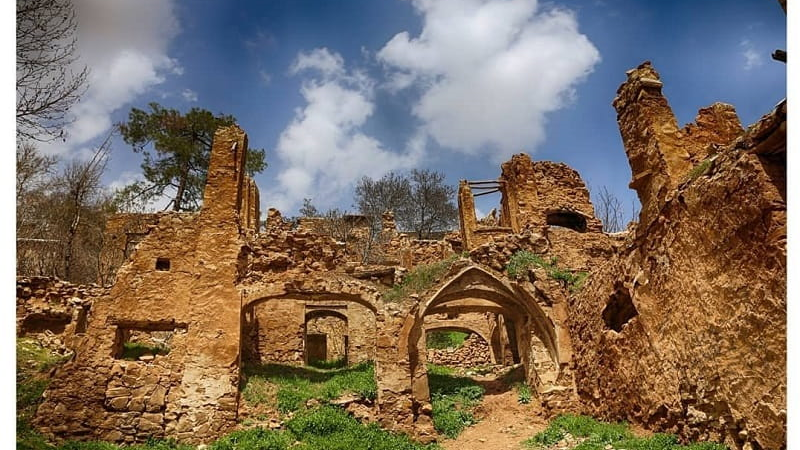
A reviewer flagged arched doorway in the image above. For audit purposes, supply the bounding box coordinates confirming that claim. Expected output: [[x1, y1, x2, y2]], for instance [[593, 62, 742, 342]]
[[304, 309, 349, 366], [408, 265, 563, 405]]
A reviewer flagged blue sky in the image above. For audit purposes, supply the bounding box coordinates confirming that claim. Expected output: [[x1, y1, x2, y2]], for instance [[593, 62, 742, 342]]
[[36, 0, 787, 221]]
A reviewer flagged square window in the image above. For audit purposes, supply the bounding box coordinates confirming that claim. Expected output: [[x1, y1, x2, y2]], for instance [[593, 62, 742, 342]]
[[155, 258, 170, 271]]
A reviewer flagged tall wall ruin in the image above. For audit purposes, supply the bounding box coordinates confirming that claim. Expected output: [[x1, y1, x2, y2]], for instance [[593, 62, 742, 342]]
[[569, 62, 786, 450], [34, 126, 260, 444]]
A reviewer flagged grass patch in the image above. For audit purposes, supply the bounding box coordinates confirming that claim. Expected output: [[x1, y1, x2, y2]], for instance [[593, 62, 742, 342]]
[[285, 406, 442, 450], [384, 254, 461, 302], [506, 251, 588, 292], [17, 338, 71, 450], [515, 383, 532, 404], [524, 414, 727, 450], [120, 342, 169, 360], [427, 330, 469, 349], [427, 364, 485, 438], [241, 362, 377, 413], [685, 158, 714, 183]]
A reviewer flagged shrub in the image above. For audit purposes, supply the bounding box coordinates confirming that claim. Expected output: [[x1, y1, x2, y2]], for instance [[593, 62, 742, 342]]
[[506, 251, 588, 292], [384, 254, 461, 301]]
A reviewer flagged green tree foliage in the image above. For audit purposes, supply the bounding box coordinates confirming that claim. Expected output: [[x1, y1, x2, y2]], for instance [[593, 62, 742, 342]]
[[117, 103, 267, 212]]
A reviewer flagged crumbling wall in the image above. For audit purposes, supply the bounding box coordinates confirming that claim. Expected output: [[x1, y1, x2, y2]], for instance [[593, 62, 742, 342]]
[[98, 213, 166, 286], [569, 63, 785, 450], [35, 126, 253, 444], [459, 153, 605, 252], [243, 300, 305, 364], [16, 276, 107, 353], [426, 333, 492, 368], [245, 211, 347, 279]]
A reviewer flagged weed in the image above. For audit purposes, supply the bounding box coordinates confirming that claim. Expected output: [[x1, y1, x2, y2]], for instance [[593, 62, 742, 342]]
[[427, 330, 469, 349], [427, 364, 484, 438], [384, 254, 461, 302], [524, 415, 727, 450], [506, 251, 588, 292], [685, 158, 714, 183], [515, 383, 532, 404]]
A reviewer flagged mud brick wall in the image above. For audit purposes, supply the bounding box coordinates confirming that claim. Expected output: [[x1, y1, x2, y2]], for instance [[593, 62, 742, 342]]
[[569, 64, 785, 450]]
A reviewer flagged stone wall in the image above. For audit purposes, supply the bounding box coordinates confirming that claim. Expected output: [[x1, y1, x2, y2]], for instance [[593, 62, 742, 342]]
[[426, 333, 492, 368], [35, 125, 254, 444], [458, 153, 604, 251], [16, 276, 108, 353], [242, 298, 376, 365], [568, 63, 786, 450]]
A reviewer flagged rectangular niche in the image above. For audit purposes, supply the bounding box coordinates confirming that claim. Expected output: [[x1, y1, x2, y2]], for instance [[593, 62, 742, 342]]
[[155, 257, 171, 271], [112, 321, 187, 362]]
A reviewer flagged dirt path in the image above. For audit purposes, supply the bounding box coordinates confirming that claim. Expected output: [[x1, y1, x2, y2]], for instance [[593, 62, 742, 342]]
[[441, 379, 549, 450]]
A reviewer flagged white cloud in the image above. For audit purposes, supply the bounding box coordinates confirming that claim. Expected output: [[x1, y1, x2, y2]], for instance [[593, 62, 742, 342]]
[[181, 88, 199, 102], [38, 0, 180, 156], [740, 39, 763, 70], [377, 0, 600, 161], [266, 48, 422, 212]]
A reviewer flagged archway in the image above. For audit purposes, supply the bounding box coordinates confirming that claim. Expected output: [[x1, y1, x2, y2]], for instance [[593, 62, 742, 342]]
[[304, 309, 349, 366], [407, 265, 563, 407], [241, 277, 380, 366]]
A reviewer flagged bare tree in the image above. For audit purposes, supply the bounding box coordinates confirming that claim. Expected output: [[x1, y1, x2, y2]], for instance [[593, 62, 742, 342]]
[[299, 198, 320, 217], [58, 134, 111, 280], [16, 134, 114, 284], [354, 169, 457, 240], [403, 169, 458, 239], [17, 0, 89, 141], [594, 186, 625, 233]]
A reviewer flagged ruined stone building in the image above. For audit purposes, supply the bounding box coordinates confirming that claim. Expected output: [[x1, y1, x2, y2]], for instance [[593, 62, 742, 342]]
[[17, 61, 785, 450]]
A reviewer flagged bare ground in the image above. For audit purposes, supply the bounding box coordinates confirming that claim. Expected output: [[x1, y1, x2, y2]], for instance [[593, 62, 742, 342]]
[[441, 375, 550, 450]]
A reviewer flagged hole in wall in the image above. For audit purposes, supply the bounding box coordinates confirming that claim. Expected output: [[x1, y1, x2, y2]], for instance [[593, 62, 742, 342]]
[[546, 210, 588, 232], [155, 258, 170, 271], [602, 284, 638, 332], [113, 323, 186, 361]]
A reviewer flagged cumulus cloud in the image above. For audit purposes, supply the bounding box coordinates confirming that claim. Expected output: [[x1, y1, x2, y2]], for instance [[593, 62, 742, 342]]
[[39, 0, 180, 156], [377, 0, 600, 160], [740, 39, 763, 70], [181, 88, 199, 102], [266, 48, 423, 212]]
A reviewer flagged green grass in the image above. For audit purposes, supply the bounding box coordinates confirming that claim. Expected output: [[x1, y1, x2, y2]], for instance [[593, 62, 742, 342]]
[[427, 364, 485, 438], [17, 338, 71, 450], [241, 362, 377, 413], [427, 330, 469, 349], [120, 342, 169, 360], [506, 251, 588, 292], [384, 254, 461, 302], [24, 407, 442, 450], [524, 414, 727, 450], [515, 383, 532, 404]]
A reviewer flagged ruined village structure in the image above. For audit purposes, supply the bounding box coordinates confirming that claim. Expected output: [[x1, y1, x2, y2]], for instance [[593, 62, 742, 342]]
[[17, 62, 786, 449]]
